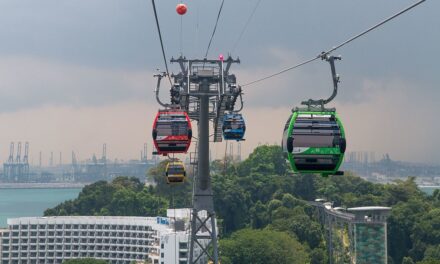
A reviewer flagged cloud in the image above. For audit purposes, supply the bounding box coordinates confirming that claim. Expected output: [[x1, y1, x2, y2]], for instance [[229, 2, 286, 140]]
[[1, 52, 439, 165], [0, 56, 157, 112], [1, 75, 439, 165], [335, 77, 440, 164], [0, 0, 439, 165]]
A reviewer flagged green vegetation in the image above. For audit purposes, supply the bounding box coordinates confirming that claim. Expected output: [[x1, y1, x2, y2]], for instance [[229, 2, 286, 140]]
[[219, 229, 309, 264], [47, 145, 440, 263], [44, 177, 169, 217]]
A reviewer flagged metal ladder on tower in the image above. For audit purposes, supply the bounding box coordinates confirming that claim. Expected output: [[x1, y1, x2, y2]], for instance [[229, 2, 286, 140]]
[[213, 94, 227, 142]]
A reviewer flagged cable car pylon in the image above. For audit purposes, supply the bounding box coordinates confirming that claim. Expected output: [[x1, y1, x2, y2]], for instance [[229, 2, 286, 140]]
[[153, 55, 242, 264]]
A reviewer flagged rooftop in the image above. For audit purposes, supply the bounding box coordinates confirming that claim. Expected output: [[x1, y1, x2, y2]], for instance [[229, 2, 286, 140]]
[[348, 206, 392, 212]]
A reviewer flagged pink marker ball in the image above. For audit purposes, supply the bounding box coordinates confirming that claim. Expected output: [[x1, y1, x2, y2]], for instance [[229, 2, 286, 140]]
[[219, 54, 224, 61], [176, 3, 187, 15]]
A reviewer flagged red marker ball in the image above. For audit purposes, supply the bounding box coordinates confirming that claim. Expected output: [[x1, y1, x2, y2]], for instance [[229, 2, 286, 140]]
[[176, 4, 187, 15]]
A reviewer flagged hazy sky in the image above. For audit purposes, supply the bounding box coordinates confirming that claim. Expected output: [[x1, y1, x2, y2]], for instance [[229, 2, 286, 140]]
[[0, 0, 439, 165]]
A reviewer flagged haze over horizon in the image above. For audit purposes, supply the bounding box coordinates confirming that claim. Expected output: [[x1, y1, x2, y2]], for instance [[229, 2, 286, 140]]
[[0, 0, 439, 164]]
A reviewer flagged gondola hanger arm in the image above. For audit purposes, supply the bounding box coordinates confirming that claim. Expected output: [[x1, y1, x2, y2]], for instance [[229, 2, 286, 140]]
[[301, 55, 341, 109], [154, 72, 171, 108]]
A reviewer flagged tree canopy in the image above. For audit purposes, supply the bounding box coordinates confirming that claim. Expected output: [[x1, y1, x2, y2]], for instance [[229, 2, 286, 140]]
[[46, 145, 440, 264], [220, 229, 309, 264]]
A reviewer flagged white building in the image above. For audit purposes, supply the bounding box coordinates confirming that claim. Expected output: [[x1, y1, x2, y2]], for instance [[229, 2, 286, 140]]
[[0, 209, 210, 264]]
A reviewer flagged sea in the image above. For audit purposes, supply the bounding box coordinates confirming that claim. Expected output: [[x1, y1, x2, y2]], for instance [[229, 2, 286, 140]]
[[0, 188, 81, 228]]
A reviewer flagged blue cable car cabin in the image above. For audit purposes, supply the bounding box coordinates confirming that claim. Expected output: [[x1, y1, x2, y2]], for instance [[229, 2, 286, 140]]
[[222, 113, 246, 141]]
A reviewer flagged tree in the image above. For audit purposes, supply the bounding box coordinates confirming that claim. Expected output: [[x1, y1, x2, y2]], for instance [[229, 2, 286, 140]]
[[237, 145, 287, 176], [45, 145, 440, 264], [388, 199, 431, 263], [269, 206, 323, 249], [45, 177, 169, 218], [403, 257, 415, 264], [410, 209, 440, 261], [213, 174, 251, 234], [417, 260, 440, 264], [424, 245, 440, 261], [220, 229, 309, 264]]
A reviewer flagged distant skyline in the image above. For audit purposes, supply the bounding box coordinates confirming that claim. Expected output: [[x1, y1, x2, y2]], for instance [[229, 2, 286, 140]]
[[1, 0, 439, 164]]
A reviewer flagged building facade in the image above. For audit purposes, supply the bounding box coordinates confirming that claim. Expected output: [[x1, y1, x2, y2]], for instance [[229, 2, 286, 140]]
[[0, 209, 205, 264]]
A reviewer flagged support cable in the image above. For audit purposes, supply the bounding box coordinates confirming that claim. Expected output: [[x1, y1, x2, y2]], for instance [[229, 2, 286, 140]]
[[241, 0, 426, 87], [151, 0, 173, 85], [231, 0, 262, 54], [180, 15, 183, 55], [205, 0, 225, 59]]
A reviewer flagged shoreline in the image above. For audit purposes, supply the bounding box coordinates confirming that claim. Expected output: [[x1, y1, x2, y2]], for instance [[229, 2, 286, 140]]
[[0, 183, 88, 189]]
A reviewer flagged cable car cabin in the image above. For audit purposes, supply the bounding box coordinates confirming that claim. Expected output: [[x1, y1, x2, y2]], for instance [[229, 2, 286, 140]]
[[152, 110, 192, 155], [222, 113, 246, 141], [165, 160, 186, 184], [282, 110, 346, 176]]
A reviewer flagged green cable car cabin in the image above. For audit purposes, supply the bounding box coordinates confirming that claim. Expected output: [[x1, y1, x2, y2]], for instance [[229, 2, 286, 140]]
[[282, 109, 346, 176]]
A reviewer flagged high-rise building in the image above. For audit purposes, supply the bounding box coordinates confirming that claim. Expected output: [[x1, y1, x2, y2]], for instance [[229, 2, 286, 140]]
[[0, 209, 209, 264]]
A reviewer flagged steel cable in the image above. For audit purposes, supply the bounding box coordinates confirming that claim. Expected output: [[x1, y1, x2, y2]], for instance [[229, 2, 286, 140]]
[[241, 0, 426, 87], [231, 0, 262, 54], [205, 0, 225, 58], [151, 0, 173, 85]]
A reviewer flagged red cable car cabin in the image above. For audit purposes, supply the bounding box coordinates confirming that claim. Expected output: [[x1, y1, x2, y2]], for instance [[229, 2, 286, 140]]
[[152, 110, 192, 155]]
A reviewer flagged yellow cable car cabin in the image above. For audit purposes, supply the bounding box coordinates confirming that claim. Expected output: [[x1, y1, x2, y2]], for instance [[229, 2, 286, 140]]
[[165, 160, 186, 184]]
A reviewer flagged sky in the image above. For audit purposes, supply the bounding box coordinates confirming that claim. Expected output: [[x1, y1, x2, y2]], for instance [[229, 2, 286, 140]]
[[0, 0, 439, 165]]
